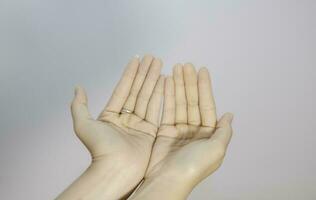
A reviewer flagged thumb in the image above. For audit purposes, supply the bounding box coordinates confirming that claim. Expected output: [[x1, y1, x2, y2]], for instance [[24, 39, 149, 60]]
[[217, 112, 233, 128], [71, 86, 92, 127], [209, 112, 234, 148]]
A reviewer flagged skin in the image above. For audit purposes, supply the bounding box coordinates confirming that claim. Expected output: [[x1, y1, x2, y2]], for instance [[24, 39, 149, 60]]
[[57, 56, 233, 200], [129, 63, 233, 200], [57, 55, 164, 200]]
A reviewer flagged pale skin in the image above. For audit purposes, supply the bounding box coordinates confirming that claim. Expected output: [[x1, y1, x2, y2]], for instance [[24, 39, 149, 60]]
[[129, 64, 233, 200], [57, 55, 233, 200], [57, 55, 164, 200]]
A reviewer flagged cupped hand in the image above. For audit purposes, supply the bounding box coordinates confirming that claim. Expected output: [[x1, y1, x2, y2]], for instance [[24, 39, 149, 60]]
[[144, 63, 233, 188], [70, 55, 164, 198]]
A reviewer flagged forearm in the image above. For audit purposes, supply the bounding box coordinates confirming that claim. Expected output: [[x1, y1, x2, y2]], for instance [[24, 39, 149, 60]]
[[128, 174, 195, 200], [56, 160, 141, 200]]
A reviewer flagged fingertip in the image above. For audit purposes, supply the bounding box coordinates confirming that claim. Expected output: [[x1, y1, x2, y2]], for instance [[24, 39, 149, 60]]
[[165, 76, 174, 89], [173, 63, 183, 72], [126, 57, 140, 73], [143, 54, 154, 62], [74, 85, 84, 97], [198, 66, 208, 74], [131, 55, 140, 65], [184, 62, 194, 67], [72, 86, 83, 110], [129, 54, 140, 63], [224, 112, 234, 122], [138, 54, 153, 69], [219, 113, 234, 126], [156, 57, 163, 64], [74, 85, 80, 95], [200, 66, 209, 72], [74, 86, 87, 103], [183, 62, 194, 69], [183, 63, 196, 74], [152, 57, 163, 69], [199, 67, 213, 83], [173, 64, 184, 80]]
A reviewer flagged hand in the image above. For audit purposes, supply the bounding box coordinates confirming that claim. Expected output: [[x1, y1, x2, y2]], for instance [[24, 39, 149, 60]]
[[57, 55, 164, 200], [130, 64, 233, 200]]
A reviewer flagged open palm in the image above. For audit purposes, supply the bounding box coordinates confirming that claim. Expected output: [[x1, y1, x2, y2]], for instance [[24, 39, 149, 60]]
[[70, 55, 164, 198], [145, 64, 233, 186]]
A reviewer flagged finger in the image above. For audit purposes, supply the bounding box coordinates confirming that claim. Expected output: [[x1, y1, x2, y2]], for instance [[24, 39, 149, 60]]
[[183, 63, 200, 125], [161, 76, 175, 125], [123, 55, 153, 111], [101, 56, 139, 115], [145, 75, 165, 126], [71, 86, 93, 126], [198, 67, 217, 127], [209, 113, 233, 148], [134, 58, 162, 119], [173, 64, 187, 124]]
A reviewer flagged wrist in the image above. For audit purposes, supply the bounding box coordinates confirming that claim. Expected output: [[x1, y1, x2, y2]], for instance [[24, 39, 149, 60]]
[[129, 173, 195, 200], [57, 160, 145, 200]]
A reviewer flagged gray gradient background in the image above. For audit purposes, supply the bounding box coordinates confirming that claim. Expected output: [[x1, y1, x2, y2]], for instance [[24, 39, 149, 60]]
[[1, 0, 315, 199]]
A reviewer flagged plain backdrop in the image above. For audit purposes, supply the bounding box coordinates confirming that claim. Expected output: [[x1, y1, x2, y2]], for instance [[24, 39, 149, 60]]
[[1, 0, 315, 199]]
